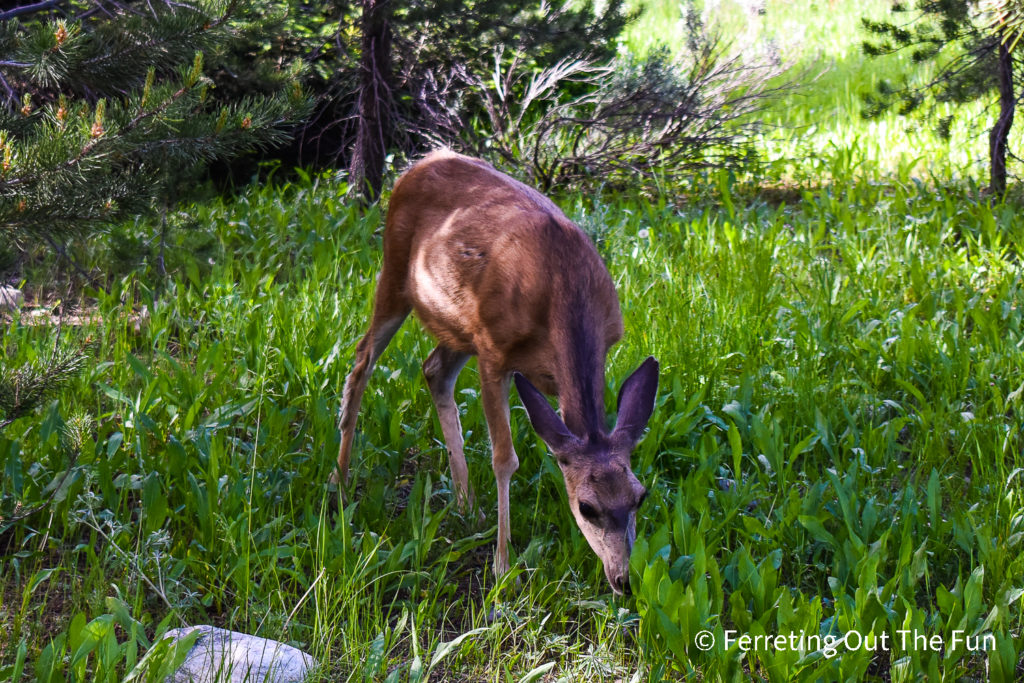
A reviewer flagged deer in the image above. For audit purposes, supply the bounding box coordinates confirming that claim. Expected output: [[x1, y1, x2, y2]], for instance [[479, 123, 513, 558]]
[[335, 150, 659, 596]]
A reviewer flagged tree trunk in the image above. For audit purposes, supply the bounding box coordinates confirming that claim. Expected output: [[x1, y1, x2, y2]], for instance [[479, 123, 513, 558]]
[[989, 39, 1014, 196], [349, 0, 392, 204]]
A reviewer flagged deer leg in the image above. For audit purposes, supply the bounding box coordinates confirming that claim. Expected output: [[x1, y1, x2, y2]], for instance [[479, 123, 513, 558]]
[[335, 275, 410, 485], [478, 364, 519, 576], [423, 345, 473, 510]]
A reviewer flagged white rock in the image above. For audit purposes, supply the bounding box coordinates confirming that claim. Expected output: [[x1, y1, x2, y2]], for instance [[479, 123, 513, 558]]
[[163, 626, 315, 683], [0, 286, 23, 312]]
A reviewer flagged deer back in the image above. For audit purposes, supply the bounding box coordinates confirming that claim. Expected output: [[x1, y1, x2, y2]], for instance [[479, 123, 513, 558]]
[[384, 151, 624, 418]]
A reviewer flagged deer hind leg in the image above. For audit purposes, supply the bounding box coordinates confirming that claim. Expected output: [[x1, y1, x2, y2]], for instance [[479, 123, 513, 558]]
[[334, 270, 411, 485], [478, 363, 519, 577], [423, 345, 473, 510]]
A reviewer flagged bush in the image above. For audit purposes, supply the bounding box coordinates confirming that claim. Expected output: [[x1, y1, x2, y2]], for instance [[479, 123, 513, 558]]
[[454, 14, 790, 192]]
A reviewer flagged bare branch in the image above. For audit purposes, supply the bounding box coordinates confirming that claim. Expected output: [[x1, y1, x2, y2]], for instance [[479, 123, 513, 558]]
[[441, 31, 794, 191], [0, 0, 63, 22]]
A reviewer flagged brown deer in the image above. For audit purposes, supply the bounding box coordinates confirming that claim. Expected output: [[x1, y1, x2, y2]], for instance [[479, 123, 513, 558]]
[[335, 150, 658, 595]]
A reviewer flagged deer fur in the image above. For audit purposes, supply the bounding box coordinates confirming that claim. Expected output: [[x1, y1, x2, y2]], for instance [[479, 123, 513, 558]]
[[336, 150, 658, 595]]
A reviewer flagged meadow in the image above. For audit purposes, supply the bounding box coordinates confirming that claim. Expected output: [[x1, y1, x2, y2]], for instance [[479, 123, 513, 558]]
[[2, 0, 1024, 680]]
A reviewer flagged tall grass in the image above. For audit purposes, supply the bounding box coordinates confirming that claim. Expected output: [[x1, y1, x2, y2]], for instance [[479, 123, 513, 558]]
[[3, 157, 1024, 679], [626, 0, 1024, 182]]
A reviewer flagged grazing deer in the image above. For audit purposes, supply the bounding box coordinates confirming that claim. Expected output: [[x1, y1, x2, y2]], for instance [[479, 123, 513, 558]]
[[335, 150, 658, 595]]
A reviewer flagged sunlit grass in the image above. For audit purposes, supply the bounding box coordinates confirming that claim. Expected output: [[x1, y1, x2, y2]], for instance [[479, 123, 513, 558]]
[[625, 0, 1022, 181]]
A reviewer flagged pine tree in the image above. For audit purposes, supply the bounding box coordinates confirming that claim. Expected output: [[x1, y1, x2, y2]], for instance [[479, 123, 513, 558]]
[[861, 1, 1018, 194], [345, 0, 633, 202], [0, 0, 310, 246], [0, 0, 309, 432]]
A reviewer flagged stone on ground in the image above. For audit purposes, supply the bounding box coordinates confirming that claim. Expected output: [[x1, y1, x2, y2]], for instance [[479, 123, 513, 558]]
[[0, 287, 23, 312], [163, 625, 315, 683]]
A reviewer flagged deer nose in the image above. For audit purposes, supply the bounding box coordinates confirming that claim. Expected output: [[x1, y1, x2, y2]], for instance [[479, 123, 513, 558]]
[[612, 572, 631, 596]]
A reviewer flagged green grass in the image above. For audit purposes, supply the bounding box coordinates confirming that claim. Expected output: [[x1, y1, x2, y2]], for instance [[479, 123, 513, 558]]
[[627, 0, 1024, 181], [4, 1, 1024, 681], [4, 167, 1024, 680]]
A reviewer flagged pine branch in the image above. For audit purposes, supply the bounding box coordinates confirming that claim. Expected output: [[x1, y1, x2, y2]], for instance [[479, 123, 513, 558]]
[[0, 74, 308, 241], [1, 80, 196, 192], [0, 0, 243, 108], [75, 2, 240, 92], [0, 348, 88, 427], [0, 0, 309, 246]]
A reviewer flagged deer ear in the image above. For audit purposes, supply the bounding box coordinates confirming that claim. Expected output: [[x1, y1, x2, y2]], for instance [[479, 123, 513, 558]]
[[613, 356, 659, 446], [514, 372, 579, 455]]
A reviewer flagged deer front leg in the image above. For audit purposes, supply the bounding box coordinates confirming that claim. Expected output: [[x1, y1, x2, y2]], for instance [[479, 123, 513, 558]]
[[423, 345, 472, 510], [478, 364, 519, 577]]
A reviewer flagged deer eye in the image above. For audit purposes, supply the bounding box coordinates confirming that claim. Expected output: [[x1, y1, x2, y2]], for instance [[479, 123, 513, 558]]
[[578, 501, 600, 522]]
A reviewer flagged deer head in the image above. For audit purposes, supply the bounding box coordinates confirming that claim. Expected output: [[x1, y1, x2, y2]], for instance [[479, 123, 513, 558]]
[[515, 356, 658, 595]]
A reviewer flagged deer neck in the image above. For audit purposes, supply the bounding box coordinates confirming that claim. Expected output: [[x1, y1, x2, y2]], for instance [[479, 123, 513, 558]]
[[554, 298, 609, 442]]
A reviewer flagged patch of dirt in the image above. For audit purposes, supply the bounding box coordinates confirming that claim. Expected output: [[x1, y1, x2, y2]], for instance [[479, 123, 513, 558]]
[[2, 303, 149, 331]]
